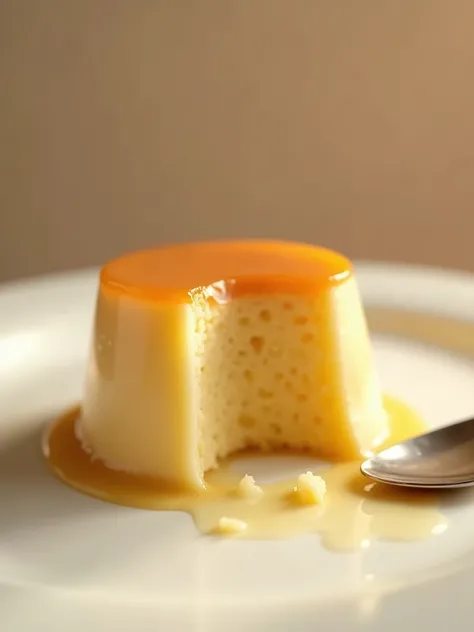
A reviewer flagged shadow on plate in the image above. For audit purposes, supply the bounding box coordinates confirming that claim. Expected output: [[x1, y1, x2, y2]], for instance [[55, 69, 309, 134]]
[[0, 419, 112, 537]]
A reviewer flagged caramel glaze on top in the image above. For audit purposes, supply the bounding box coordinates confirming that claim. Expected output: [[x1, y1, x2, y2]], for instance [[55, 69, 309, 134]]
[[100, 240, 352, 303]]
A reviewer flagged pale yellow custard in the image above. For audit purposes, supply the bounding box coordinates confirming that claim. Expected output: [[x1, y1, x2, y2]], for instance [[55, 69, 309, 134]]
[[42, 239, 446, 550], [76, 239, 387, 489]]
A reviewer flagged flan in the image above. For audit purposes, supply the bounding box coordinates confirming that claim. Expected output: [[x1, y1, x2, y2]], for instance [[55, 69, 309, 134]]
[[77, 239, 388, 490]]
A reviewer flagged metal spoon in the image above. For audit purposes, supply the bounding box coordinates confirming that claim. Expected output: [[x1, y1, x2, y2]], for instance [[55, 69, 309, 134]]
[[360, 417, 474, 488]]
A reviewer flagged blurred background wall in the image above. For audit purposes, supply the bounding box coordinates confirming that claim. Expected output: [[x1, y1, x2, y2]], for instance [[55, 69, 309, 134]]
[[1, 1, 474, 283]]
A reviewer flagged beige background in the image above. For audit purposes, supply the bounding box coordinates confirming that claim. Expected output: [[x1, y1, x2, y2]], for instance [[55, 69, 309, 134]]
[[1, 1, 474, 283]]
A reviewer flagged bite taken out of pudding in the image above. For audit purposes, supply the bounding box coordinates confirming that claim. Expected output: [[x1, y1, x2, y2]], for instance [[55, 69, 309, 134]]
[[76, 239, 388, 490]]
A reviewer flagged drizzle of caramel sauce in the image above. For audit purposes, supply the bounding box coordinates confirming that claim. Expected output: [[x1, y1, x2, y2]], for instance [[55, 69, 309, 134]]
[[100, 240, 352, 303], [43, 395, 445, 552]]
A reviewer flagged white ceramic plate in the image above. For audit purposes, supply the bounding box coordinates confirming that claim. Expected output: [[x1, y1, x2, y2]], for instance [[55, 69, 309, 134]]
[[2, 262, 474, 632]]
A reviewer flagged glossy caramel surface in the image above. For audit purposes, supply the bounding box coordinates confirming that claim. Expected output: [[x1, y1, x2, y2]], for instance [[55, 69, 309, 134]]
[[101, 240, 351, 302]]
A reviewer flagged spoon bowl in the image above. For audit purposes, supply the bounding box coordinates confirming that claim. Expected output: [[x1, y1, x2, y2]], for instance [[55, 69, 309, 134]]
[[361, 416, 474, 488]]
